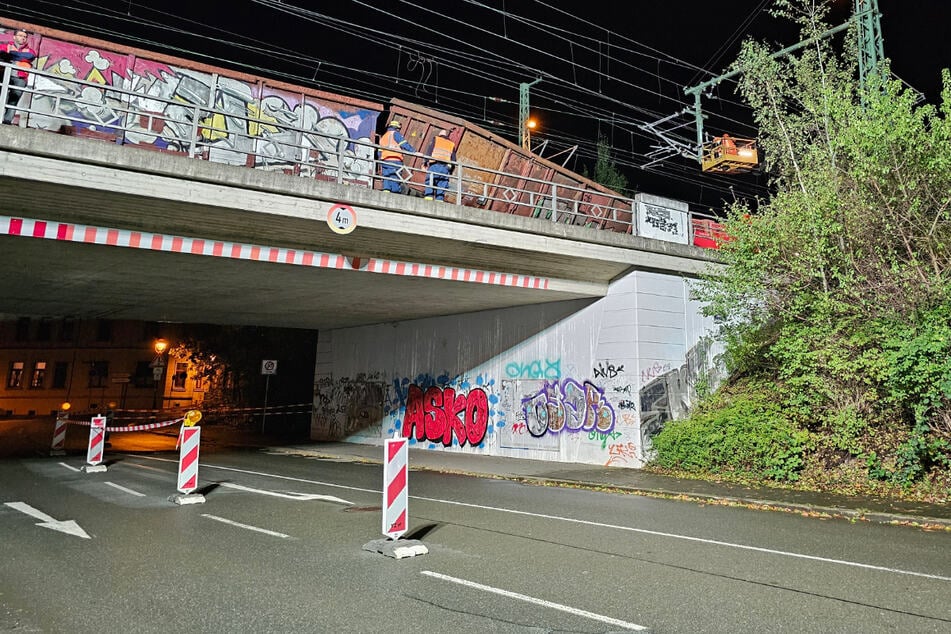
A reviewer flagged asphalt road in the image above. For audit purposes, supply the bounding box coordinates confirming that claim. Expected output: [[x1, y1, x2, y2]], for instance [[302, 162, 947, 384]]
[[1, 447, 950, 633]]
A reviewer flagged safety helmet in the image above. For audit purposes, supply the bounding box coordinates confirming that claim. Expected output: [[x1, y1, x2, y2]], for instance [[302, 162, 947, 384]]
[[437, 130, 448, 137], [388, 120, 401, 128]]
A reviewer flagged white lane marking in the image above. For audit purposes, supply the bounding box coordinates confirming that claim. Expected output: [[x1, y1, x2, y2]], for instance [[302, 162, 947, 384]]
[[124, 461, 171, 474], [58, 462, 80, 473], [421, 570, 647, 631], [132, 455, 951, 583], [132, 455, 377, 494], [219, 482, 352, 505], [104, 481, 146, 497], [413, 496, 951, 583], [4, 502, 91, 539], [200, 513, 290, 539]]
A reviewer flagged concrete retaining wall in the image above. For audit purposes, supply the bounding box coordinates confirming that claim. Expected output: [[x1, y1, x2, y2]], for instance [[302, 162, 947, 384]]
[[311, 268, 724, 468]]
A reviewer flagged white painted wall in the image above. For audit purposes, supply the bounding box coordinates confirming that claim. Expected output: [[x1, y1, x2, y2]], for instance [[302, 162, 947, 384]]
[[312, 268, 723, 468]]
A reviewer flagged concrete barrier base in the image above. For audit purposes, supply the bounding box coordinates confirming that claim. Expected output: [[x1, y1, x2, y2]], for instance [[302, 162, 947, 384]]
[[362, 538, 428, 559], [168, 493, 206, 505]]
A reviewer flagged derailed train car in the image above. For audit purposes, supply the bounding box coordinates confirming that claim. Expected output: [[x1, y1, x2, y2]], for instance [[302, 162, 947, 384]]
[[388, 99, 635, 233], [1, 17, 383, 185], [1, 16, 726, 247]]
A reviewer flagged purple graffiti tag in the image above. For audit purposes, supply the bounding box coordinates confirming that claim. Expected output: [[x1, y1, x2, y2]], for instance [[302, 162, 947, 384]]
[[519, 379, 615, 436]]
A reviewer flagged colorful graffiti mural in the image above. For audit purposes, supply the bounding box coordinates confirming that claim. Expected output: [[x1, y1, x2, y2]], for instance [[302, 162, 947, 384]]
[[386, 371, 498, 449], [23, 36, 379, 182], [520, 379, 615, 437], [402, 384, 489, 447]]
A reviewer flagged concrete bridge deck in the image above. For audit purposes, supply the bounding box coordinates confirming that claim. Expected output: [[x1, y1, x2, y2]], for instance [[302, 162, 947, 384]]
[[0, 126, 721, 329]]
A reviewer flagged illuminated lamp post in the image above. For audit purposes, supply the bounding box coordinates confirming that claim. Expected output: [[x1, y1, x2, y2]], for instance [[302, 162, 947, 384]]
[[151, 338, 169, 411], [526, 118, 538, 152]]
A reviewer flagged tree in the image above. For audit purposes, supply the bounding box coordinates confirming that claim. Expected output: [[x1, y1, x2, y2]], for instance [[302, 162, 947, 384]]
[[654, 0, 951, 492], [171, 325, 318, 410], [584, 135, 629, 193]]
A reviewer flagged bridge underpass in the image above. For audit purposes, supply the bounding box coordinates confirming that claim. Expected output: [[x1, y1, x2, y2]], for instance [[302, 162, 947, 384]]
[[0, 127, 720, 329]]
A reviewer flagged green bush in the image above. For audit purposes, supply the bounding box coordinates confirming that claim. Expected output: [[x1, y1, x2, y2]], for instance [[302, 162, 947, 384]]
[[650, 384, 808, 482]]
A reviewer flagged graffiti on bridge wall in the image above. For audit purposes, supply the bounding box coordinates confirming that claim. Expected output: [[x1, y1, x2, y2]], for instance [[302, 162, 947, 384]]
[[520, 379, 615, 437], [24, 37, 378, 181], [386, 372, 499, 449], [504, 358, 561, 379], [402, 385, 489, 447], [313, 375, 385, 441], [639, 338, 725, 450]]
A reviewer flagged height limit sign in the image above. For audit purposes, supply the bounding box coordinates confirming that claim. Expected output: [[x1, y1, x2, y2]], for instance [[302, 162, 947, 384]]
[[261, 360, 278, 375], [327, 204, 357, 235]]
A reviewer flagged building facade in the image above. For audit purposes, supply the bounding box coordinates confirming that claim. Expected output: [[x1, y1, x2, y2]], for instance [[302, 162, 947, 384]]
[[0, 318, 204, 416]]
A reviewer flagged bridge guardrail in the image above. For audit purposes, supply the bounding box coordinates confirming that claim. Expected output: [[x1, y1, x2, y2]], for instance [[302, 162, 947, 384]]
[[0, 62, 723, 247]]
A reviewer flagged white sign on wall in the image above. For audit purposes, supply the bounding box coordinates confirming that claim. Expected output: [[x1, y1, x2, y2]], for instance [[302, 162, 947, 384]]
[[635, 193, 689, 245]]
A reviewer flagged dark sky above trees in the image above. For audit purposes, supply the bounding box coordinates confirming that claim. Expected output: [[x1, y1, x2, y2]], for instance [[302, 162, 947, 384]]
[[3, 1, 947, 211]]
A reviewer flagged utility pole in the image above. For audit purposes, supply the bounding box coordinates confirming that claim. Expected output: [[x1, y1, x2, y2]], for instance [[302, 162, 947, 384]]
[[855, 0, 884, 97], [519, 78, 542, 150]]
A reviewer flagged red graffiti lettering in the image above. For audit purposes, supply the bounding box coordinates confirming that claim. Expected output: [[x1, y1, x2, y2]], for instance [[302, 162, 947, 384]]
[[403, 384, 489, 447], [605, 442, 638, 466]]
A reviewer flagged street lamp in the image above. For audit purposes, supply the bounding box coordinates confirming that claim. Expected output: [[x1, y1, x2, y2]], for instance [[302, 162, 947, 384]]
[[151, 338, 169, 410], [526, 118, 538, 152]]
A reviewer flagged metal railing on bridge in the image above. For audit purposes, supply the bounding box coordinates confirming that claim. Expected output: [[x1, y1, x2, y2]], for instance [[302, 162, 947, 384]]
[[0, 63, 722, 248]]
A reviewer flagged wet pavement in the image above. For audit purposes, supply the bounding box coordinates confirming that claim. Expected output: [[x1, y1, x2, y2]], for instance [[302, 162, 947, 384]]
[[4, 417, 950, 529]]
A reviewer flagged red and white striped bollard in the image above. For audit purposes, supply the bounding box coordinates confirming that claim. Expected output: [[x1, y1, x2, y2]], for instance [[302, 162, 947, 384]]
[[81, 415, 108, 473]]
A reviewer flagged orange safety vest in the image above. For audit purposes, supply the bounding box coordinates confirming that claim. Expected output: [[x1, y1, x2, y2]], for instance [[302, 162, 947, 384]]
[[430, 136, 455, 163], [380, 130, 404, 162], [720, 136, 737, 154]]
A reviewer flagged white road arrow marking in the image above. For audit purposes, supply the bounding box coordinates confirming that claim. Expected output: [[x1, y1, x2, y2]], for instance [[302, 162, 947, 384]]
[[219, 482, 352, 505], [4, 502, 91, 539]]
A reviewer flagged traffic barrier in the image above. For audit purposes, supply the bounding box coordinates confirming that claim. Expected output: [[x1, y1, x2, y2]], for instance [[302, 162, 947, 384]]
[[50, 415, 67, 456], [363, 436, 427, 559], [81, 416, 108, 473], [177, 426, 200, 494]]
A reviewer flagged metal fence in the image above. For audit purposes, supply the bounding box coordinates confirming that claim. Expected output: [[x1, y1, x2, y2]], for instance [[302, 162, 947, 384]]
[[0, 62, 720, 245]]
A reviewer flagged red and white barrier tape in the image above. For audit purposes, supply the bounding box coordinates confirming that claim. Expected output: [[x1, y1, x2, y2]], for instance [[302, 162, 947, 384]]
[[59, 416, 183, 432]]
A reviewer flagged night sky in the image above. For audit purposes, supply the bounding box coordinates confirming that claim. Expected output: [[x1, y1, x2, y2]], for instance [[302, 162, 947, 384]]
[[1, 0, 947, 212]]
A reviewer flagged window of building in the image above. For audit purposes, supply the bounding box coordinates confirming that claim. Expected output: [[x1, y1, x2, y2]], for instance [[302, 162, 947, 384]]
[[15, 318, 30, 342], [30, 361, 47, 389], [60, 319, 75, 342], [52, 362, 69, 389], [96, 320, 112, 342], [193, 375, 205, 392], [36, 320, 51, 342], [172, 362, 188, 391], [7, 361, 24, 388], [88, 361, 108, 388]]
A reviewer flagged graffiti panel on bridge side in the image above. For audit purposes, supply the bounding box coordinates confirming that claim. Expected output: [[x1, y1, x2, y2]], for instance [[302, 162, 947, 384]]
[[23, 37, 379, 182]]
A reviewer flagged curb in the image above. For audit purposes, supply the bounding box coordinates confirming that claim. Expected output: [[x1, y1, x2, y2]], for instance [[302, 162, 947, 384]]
[[269, 446, 951, 531]]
